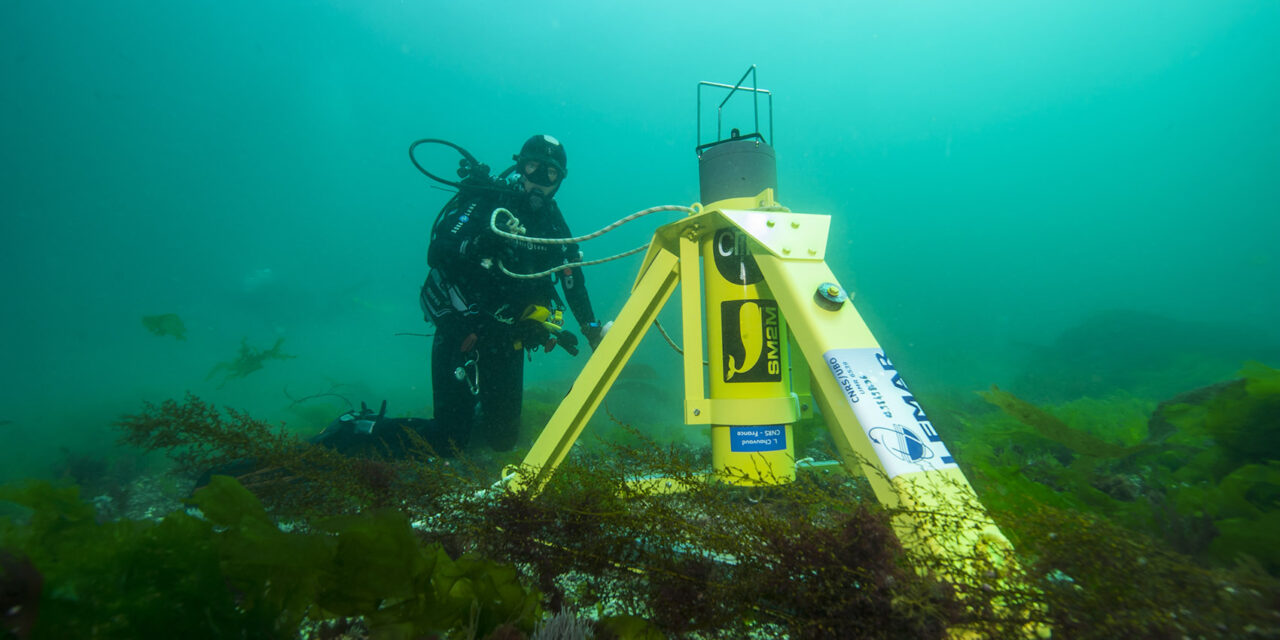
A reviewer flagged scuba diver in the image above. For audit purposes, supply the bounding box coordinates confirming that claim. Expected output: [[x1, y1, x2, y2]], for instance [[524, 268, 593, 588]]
[[196, 136, 603, 487], [416, 134, 603, 453], [318, 134, 602, 457]]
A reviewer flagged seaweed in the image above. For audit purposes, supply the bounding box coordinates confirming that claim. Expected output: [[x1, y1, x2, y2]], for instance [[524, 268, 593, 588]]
[[997, 504, 1280, 639], [1169, 462, 1280, 572], [978, 386, 1143, 459], [61, 391, 1280, 636], [1154, 361, 1280, 474], [965, 364, 1280, 579], [115, 393, 460, 517], [0, 480, 274, 639], [467, 451, 969, 639], [112, 396, 983, 637], [0, 476, 543, 639]]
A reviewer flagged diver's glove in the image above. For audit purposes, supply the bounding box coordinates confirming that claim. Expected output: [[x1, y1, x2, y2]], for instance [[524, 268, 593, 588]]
[[556, 330, 580, 357], [582, 320, 611, 351], [514, 322, 580, 356], [514, 304, 581, 356]]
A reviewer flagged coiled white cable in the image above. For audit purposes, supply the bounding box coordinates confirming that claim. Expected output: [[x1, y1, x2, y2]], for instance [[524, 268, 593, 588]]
[[490, 204, 693, 279]]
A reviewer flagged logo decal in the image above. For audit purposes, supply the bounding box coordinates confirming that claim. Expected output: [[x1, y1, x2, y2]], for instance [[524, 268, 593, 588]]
[[823, 348, 959, 479], [711, 229, 763, 285], [867, 424, 935, 464], [722, 299, 781, 383]]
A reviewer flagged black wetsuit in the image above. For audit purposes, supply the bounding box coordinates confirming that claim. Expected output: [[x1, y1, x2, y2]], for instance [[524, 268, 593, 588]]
[[194, 186, 599, 486], [419, 184, 597, 451]]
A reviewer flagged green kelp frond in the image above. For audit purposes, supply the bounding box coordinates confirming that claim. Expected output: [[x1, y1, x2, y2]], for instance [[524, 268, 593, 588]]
[[1170, 461, 1280, 572], [0, 475, 543, 639], [1138, 368, 1280, 573], [1198, 462, 1280, 521], [1241, 360, 1280, 396], [978, 386, 1141, 458], [1, 478, 276, 638], [206, 337, 296, 388], [1212, 510, 1280, 573], [596, 615, 667, 640], [141, 313, 187, 340], [969, 369, 1280, 577], [966, 389, 1168, 538], [1053, 395, 1154, 447], [1153, 361, 1280, 474]]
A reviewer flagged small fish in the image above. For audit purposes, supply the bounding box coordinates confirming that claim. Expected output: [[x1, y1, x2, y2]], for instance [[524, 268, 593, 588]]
[[206, 337, 295, 388], [142, 313, 187, 340]]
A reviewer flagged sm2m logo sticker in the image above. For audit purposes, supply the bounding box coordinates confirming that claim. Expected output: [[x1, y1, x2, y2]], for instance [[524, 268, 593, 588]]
[[722, 299, 781, 383]]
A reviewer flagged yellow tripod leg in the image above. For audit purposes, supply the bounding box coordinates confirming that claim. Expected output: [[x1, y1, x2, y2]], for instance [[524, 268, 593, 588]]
[[507, 248, 682, 494], [754, 255, 1042, 623]]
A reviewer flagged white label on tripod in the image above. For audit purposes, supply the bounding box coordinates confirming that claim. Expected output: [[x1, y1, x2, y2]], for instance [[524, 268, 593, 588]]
[[823, 348, 958, 479]]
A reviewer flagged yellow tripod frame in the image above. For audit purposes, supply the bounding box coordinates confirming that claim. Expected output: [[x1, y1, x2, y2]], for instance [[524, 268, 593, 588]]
[[505, 191, 1046, 636]]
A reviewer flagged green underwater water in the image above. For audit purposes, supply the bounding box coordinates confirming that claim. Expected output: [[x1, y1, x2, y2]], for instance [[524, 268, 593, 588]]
[[2, 0, 1279, 637]]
